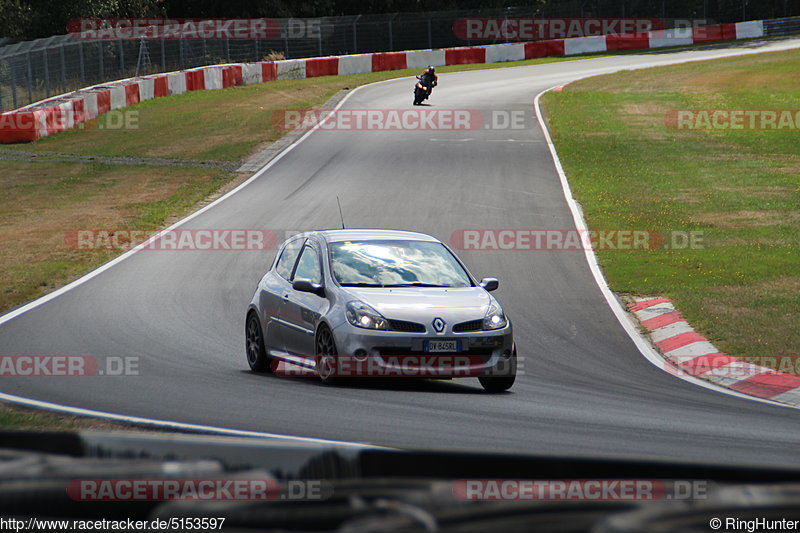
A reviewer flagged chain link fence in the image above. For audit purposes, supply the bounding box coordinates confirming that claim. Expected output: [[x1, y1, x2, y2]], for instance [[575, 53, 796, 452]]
[[1, 2, 798, 112]]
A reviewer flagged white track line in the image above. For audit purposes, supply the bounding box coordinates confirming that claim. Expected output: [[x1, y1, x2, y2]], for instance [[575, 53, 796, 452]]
[[0, 391, 382, 447]]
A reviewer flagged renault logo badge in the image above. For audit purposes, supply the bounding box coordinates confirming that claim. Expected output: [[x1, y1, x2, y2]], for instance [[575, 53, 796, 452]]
[[432, 317, 446, 333]]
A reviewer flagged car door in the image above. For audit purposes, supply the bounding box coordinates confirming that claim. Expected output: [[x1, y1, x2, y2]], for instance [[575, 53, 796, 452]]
[[261, 236, 305, 355], [281, 241, 328, 358]]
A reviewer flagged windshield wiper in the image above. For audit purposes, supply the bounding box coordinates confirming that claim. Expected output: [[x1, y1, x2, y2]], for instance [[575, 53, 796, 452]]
[[340, 282, 385, 287], [382, 283, 452, 287]]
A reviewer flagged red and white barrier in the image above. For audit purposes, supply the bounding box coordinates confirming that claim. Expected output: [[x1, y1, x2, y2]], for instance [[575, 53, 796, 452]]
[[337, 54, 373, 75], [735, 20, 764, 39], [630, 297, 800, 407], [105, 85, 126, 110], [276, 59, 306, 80], [406, 49, 446, 69], [606, 33, 650, 51], [166, 72, 186, 95], [242, 63, 263, 85], [82, 91, 99, 121], [372, 52, 407, 72], [564, 35, 608, 55], [445, 47, 486, 65], [305, 57, 339, 77], [138, 78, 155, 101], [203, 67, 223, 90], [484, 43, 526, 63], [0, 19, 767, 143], [649, 28, 694, 48]]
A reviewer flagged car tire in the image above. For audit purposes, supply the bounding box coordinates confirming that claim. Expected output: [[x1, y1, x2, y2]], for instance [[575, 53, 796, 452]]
[[315, 324, 338, 384], [246, 312, 272, 373], [479, 349, 517, 393]]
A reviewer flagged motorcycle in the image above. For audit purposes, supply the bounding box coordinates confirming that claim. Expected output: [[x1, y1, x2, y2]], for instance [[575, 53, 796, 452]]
[[413, 75, 436, 105]]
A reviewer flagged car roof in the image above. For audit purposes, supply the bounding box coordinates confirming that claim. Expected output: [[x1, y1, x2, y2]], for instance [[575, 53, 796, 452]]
[[311, 229, 440, 244]]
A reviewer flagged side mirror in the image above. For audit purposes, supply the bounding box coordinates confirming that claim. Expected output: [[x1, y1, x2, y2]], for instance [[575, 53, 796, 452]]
[[293, 279, 324, 296], [479, 278, 499, 292]]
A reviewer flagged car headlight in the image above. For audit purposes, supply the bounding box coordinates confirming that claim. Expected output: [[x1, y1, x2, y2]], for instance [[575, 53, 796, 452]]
[[483, 302, 508, 330], [346, 301, 389, 330]]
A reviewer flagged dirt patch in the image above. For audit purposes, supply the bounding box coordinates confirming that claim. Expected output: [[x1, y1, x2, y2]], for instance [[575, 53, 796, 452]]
[[691, 210, 800, 229], [674, 69, 798, 94], [713, 277, 800, 295], [674, 188, 709, 204], [616, 101, 674, 137], [712, 185, 795, 199]]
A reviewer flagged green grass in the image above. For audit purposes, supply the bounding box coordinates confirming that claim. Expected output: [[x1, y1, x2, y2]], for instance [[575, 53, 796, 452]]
[[0, 402, 131, 431], [542, 48, 800, 358]]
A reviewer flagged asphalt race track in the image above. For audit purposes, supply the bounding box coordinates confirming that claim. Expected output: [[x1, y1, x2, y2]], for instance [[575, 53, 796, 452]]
[[2, 38, 800, 467]]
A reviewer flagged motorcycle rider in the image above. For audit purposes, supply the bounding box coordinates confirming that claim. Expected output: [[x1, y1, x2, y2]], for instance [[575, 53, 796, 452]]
[[416, 66, 438, 103]]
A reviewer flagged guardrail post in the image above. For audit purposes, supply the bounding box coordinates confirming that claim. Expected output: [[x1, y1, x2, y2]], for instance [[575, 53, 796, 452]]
[[59, 43, 67, 93], [43, 50, 51, 99], [225, 37, 231, 62], [26, 52, 33, 104], [427, 17, 432, 49], [78, 41, 85, 85], [10, 58, 18, 109], [388, 14, 395, 51], [99, 42, 105, 81], [161, 38, 166, 70], [254, 39, 260, 61], [118, 39, 125, 77], [352, 15, 360, 52]]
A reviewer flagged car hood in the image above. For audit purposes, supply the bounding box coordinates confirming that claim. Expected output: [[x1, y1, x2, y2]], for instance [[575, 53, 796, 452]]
[[341, 286, 493, 323]]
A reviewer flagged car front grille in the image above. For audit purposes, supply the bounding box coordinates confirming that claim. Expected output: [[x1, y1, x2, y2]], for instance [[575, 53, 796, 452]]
[[375, 346, 495, 357], [388, 319, 426, 333], [453, 319, 483, 333]]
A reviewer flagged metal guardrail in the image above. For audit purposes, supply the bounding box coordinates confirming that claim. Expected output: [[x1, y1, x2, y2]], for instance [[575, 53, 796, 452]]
[[4, 6, 552, 112], [764, 16, 800, 36]]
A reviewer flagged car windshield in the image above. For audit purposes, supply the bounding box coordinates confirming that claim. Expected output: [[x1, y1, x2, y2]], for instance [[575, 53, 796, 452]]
[[329, 240, 472, 288]]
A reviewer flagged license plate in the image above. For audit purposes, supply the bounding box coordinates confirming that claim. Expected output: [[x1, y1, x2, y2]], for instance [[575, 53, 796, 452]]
[[424, 340, 461, 353]]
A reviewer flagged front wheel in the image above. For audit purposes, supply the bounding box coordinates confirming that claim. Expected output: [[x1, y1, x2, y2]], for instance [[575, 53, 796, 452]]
[[246, 312, 272, 373], [315, 324, 338, 384], [479, 349, 516, 392]]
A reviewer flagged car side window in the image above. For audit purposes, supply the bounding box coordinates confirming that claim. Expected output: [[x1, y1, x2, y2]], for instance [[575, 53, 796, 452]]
[[292, 246, 322, 285], [275, 238, 305, 280]]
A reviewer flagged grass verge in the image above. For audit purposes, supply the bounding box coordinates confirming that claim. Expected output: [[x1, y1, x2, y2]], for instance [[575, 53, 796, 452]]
[[0, 401, 137, 431], [542, 47, 800, 359]]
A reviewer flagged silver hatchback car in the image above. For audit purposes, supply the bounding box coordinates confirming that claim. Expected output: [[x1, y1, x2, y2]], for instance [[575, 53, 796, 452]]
[[245, 229, 516, 392]]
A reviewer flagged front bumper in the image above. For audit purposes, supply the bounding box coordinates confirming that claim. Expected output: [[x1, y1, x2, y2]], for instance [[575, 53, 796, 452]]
[[330, 321, 515, 378]]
